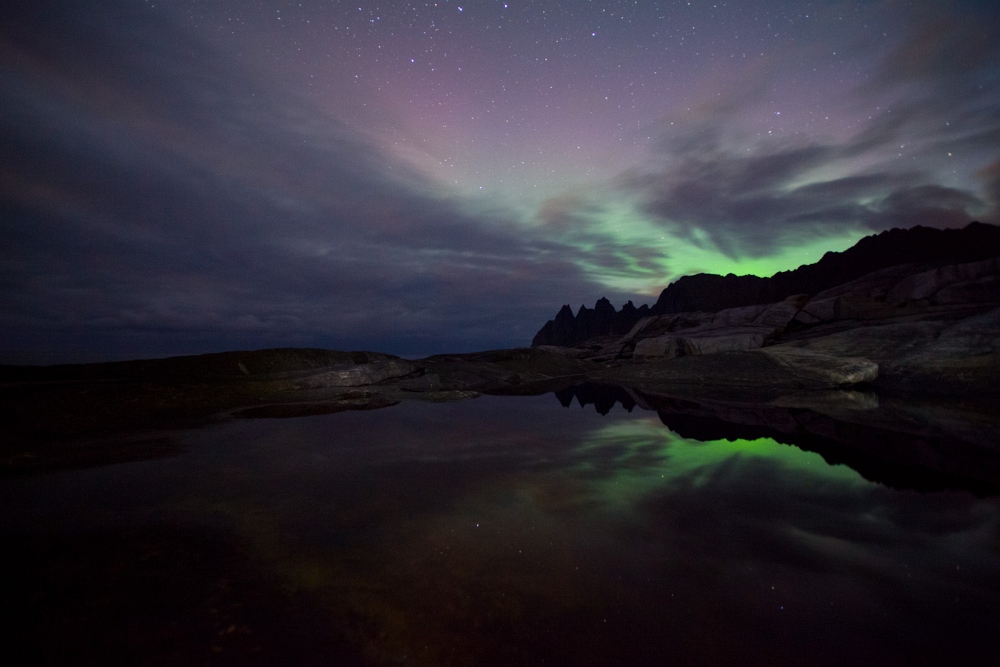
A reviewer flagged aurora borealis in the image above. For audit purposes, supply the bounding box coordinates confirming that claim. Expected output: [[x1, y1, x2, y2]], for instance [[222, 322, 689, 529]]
[[3, 0, 999, 362]]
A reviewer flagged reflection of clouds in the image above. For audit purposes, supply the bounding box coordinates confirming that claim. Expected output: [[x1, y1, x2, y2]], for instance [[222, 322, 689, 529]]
[[567, 418, 865, 509], [323, 405, 1000, 662], [23, 394, 995, 664], [636, 455, 1000, 606]]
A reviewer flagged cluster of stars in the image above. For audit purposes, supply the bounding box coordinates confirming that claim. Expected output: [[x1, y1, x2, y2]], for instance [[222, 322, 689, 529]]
[[159, 0, 906, 204]]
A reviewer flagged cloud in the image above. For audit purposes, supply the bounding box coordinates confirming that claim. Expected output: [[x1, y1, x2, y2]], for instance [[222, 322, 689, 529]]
[[617, 136, 990, 258], [871, 0, 1000, 95], [3, 0, 999, 362], [0, 0, 601, 362], [603, 0, 1000, 259], [978, 158, 1000, 222]]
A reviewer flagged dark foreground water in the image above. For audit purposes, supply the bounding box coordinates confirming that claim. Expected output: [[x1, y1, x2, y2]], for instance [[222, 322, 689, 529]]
[[3, 394, 999, 666]]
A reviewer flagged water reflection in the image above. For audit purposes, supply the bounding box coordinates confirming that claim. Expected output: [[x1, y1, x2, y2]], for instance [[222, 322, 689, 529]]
[[555, 382, 1000, 495], [3, 394, 999, 665]]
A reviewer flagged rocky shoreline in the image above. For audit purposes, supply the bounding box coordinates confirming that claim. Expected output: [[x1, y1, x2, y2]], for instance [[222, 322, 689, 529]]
[[2, 223, 999, 491], [3, 327, 998, 491]]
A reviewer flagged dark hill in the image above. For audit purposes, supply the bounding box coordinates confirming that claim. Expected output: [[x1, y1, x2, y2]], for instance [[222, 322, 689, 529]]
[[531, 221, 1000, 347]]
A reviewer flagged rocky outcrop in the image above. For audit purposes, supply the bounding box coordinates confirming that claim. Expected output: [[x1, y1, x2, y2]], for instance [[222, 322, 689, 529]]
[[577, 253, 1000, 394], [589, 349, 880, 393], [293, 357, 417, 389], [629, 294, 809, 359], [771, 305, 1000, 395]]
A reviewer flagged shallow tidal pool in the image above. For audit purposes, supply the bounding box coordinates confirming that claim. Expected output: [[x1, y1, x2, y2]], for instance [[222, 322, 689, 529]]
[[3, 393, 999, 666]]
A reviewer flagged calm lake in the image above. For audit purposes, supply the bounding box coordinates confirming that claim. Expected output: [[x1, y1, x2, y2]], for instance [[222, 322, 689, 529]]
[[3, 392, 999, 666]]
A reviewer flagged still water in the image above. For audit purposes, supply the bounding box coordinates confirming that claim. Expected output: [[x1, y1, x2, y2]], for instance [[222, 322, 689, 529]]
[[3, 393, 999, 666]]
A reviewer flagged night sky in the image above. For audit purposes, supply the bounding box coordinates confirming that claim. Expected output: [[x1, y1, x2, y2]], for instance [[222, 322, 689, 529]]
[[3, 0, 999, 363]]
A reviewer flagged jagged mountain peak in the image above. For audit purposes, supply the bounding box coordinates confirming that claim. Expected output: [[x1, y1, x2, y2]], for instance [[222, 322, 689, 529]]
[[532, 221, 1000, 348]]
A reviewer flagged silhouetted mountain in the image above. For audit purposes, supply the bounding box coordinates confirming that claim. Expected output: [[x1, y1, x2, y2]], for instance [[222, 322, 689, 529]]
[[532, 299, 649, 347], [531, 221, 1000, 347], [554, 382, 637, 415], [650, 221, 1000, 315]]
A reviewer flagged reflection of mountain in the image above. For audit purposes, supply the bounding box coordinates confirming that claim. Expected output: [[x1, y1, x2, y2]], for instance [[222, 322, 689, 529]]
[[554, 383, 636, 415], [553, 382, 1000, 495]]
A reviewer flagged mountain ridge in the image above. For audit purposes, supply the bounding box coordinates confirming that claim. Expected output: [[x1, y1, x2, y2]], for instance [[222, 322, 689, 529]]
[[532, 221, 1000, 347]]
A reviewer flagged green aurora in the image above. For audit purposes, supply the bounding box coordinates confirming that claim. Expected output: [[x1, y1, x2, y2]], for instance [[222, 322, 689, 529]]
[[567, 417, 868, 508]]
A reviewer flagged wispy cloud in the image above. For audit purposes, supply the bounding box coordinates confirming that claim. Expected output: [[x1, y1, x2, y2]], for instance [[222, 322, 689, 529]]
[[559, 1, 1000, 261], [0, 0, 605, 361]]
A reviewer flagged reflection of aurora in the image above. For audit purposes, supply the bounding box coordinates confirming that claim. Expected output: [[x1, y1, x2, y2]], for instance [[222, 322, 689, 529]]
[[568, 418, 867, 508], [176, 401, 1000, 664], [5, 396, 1000, 665]]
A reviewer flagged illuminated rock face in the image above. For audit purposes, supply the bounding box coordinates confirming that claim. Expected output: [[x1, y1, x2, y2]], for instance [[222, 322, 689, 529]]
[[293, 357, 418, 388]]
